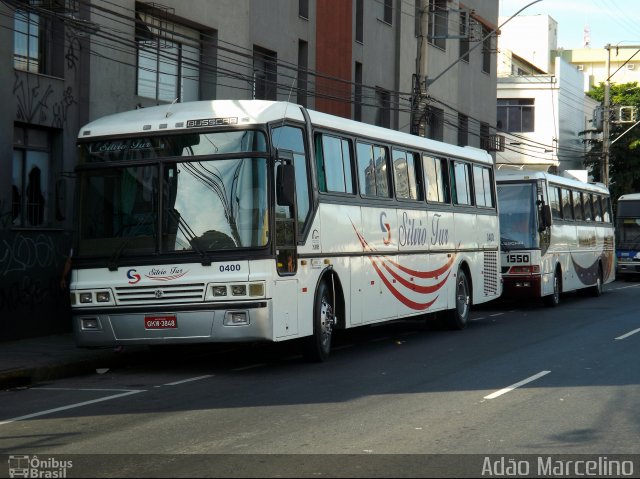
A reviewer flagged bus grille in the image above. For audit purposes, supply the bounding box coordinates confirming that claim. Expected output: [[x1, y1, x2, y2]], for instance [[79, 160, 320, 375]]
[[483, 251, 498, 296], [115, 283, 206, 304]]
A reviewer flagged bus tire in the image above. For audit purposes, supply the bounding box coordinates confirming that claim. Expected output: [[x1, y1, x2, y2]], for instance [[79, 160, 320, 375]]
[[544, 269, 561, 307], [302, 280, 334, 362], [589, 263, 603, 297], [446, 268, 470, 330]]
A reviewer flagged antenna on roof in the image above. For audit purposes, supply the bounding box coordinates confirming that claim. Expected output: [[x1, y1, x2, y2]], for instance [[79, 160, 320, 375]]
[[583, 25, 591, 48], [165, 98, 179, 118]]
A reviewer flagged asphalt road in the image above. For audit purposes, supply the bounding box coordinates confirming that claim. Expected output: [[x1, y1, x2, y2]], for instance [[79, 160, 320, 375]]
[[1, 280, 640, 477]]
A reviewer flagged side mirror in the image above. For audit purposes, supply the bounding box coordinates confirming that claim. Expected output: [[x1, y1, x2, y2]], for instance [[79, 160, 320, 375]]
[[276, 150, 296, 207], [540, 204, 552, 231]]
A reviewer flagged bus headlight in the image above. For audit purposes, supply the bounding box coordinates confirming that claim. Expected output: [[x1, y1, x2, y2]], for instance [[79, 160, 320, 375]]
[[231, 285, 246, 296], [224, 311, 249, 326], [79, 293, 93, 303], [249, 282, 264, 297], [212, 285, 227, 296], [96, 291, 111, 302]]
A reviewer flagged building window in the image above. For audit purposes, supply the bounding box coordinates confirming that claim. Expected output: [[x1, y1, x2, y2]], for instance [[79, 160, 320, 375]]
[[13, 7, 51, 74], [383, 0, 393, 25], [428, 0, 447, 50], [13, 125, 51, 228], [497, 99, 535, 132], [426, 106, 444, 141], [376, 88, 391, 128], [299, 0, 309, 19], [354, 62, 363, 121], [458, 113, 468, 146], [297, 40, 308, 107], [253, 46, 277, 100], [459, 11, 469, 63], [135, 9, 201, 102], [482, 26, 492, 74], [356, 0, 363, 43]]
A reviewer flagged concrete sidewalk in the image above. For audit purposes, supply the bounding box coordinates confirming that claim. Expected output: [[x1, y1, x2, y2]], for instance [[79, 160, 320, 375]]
[[0, 333, 148, 388]]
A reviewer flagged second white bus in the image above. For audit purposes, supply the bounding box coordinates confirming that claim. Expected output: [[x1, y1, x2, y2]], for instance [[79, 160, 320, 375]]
[[70, 100, 502, 361], [497, 169, 615, 306]]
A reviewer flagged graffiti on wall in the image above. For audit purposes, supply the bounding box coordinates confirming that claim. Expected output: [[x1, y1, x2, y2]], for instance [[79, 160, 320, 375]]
[[0, 230, 69, 338], [13, 72, 77, 128]]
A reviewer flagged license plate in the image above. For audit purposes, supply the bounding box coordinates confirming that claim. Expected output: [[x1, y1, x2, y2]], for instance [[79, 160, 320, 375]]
[[145, 315, 177, 329]]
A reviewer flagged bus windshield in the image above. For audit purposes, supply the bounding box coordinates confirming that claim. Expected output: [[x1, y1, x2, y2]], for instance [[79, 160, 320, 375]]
[[497, 182, 538, 250], [76, 131, 269, 259], [617, 218, 640, 248]]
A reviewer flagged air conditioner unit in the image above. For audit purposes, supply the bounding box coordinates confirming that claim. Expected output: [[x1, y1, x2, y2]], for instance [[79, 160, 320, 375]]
[[626, 64, 635, 70], [576, 65, 584, 71]]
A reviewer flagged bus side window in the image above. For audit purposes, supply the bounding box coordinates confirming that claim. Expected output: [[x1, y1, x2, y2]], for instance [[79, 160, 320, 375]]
[[315, 134, 354, 194], [593, 195, 603, 222], [423, 155, 449, 203], [562, 188, 573, 220], [584, 193, 593, 221], [393, 149, 421, 200], [603, 196, 612, 222], [549, 186, 562, 220], [473, 165, 493, 207], [452, 161, 472, 206], [573, 190, 584, 221]]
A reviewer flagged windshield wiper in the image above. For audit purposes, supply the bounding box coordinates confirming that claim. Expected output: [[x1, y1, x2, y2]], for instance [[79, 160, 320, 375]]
[[167, 209, 212, 266], [108, 213, 155, 271]]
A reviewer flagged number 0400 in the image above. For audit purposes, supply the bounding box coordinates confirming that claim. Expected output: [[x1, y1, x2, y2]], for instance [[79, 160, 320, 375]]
[[219, 264, 241, 272]]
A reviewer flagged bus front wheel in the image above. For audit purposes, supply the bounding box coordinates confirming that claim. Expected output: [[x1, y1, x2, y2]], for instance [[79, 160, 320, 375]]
[[302, 280, 335, 362], [589, 263, 603, 297], [544, 270, 561, 307]]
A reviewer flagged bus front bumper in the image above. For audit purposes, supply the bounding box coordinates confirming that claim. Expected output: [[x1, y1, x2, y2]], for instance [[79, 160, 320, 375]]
[[72, 301, 271, 348]]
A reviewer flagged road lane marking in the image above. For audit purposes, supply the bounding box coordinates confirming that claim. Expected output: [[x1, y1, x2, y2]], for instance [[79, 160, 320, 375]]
[[489, 313, 504, 317], [615, 328, 640, 340], [232, 363, 267, 371], [163, 375, 213, 386], [484, 370, 551, 400], [0, 389, 145, 426]]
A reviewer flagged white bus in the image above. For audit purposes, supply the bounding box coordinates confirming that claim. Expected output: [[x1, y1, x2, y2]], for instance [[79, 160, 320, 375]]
[[70, 100, 501, 361], [496, 169, 615, 306], [615, 193, 640, 279]]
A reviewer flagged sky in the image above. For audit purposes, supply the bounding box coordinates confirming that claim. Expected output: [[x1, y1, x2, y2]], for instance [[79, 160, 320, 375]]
[[499, 0, 640, 50]]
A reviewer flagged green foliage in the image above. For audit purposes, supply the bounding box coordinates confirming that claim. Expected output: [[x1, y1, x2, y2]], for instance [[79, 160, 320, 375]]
[[586, 82, 640, 200]]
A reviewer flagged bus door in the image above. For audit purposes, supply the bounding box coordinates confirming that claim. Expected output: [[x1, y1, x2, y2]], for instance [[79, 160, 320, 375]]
[[273, 152, 299, 338]]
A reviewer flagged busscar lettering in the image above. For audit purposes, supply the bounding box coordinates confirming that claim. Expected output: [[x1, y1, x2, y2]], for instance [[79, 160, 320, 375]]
[[186, 117, 239, 128]]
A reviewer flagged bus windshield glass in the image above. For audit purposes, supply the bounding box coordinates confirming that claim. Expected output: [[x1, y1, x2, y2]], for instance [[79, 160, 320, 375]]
[[76, 131, 269, 258], [497, 182, 538, 250], [616, 199, 640, 248]]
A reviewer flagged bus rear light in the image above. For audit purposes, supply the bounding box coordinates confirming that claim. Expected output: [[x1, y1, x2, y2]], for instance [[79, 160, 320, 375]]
[[509, 265, 540, 274], [224, 311, 249, 326]]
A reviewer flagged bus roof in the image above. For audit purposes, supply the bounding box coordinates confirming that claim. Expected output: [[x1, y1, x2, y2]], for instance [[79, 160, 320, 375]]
[[496, 169, 610, 195], [78, 100, 493, 165], [618, 193, 640, 201]]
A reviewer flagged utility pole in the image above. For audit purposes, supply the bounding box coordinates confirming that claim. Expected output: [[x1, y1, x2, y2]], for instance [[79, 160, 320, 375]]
[[602, 43, 611, 187], [411, 0, 429, 136]]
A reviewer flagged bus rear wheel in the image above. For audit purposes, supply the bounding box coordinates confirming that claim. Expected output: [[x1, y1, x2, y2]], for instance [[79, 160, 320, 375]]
[[302, 280, 335, 362], [446, 268, 470, 330]]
